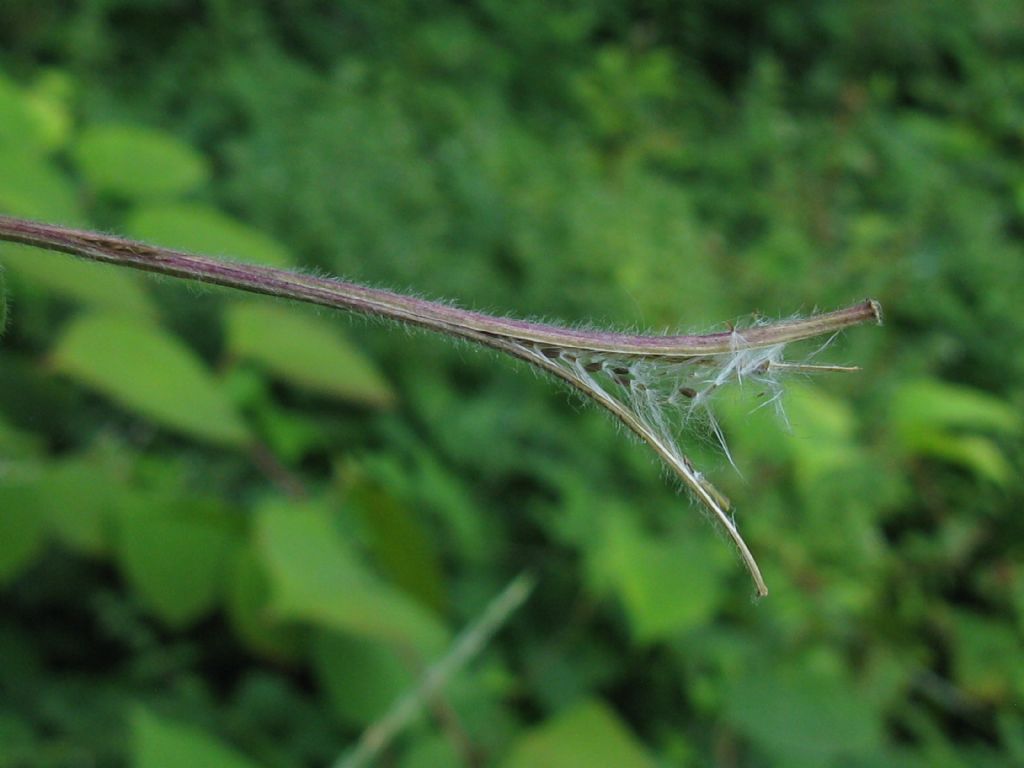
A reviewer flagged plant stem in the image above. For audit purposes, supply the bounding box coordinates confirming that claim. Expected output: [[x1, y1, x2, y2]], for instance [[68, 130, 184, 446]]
[[0, 215, 880, 356], [334, 571, 536, 768], [0, 214, 883, 596]]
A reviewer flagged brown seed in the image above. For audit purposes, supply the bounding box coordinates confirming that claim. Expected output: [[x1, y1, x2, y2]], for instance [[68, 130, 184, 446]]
[[678, 387, 698, 398], [584, 362, 603, 372]]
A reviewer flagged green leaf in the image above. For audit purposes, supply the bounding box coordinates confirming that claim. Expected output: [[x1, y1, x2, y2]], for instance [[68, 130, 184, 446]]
[[2, 244, 155, 315], [347, 468, 446, 613], [312, 629, 414, 725], [890, 380, 1018, 485], [0, 147, 81, 221], [782, 384, 867, 496], [726, 664, 883, 763], [74, 124, 209, 200], [126, 203, 294, 267], [591, 510, 722, 644], [116, 500, 235, 628], [133, 708, 264, 768], [0, 500, 48, 585], [37, 462, 116, 555], [0, 459, 121, 556], [891, 380, 1020, 436], [22, 70, 73, 151], [226, 302, 395, 405], [50, 313, 250, 447], [784, 383, 857, 443], [910, 430, 1013, 486], [255, 500, 447, 653], [250, 401, 330, 463], [225, 545, 302, 660], [0, 73, 46, 155], [500, 699, 654, 768]]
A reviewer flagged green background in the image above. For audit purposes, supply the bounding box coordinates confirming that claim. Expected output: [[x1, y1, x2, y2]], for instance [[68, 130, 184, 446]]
[[1, 2, 1023, 766]]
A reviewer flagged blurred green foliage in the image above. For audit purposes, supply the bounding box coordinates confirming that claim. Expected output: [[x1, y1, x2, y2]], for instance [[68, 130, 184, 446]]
[[0, 2, 1023, 766]]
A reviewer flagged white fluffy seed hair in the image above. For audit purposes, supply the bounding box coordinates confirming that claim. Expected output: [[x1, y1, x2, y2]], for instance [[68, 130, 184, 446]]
[[507, 311, 850, 554]]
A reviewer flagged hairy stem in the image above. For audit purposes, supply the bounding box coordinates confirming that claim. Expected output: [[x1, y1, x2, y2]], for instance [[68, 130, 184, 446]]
[[0, 214, 883, 596], [0, 216, 880, 355]]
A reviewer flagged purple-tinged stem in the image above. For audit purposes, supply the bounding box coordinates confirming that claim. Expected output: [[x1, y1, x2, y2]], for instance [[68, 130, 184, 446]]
[[0, 215, 880, 358]]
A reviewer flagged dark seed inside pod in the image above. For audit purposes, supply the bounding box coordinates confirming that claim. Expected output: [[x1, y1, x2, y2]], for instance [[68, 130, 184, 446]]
[[583, 362, 603, 372], [540, 347, 562, 358], [678, 386, 698, 398], [611, 366, 631, 376]]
